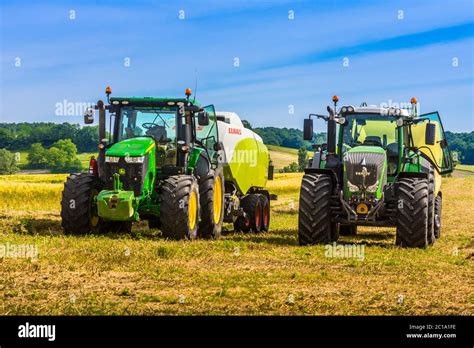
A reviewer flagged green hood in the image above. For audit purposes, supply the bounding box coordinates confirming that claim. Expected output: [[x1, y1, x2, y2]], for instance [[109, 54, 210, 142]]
[[106, 137, 155, 157]]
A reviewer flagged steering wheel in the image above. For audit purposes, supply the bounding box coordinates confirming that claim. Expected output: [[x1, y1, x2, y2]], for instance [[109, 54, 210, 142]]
[[142, 122, 159, 130]]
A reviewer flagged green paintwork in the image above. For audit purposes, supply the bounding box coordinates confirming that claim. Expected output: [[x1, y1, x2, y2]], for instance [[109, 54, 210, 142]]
[[106, 137, 155, 157], [97, 190, 138, 221], [187, 147, 205, 174]]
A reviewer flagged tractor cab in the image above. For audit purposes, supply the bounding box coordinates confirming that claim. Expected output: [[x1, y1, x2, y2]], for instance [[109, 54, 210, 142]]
[[84, 88, 219, 182]]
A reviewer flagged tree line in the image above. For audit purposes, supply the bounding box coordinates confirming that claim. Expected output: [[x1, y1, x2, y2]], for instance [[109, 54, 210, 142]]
[[0, 123, 99, 153]]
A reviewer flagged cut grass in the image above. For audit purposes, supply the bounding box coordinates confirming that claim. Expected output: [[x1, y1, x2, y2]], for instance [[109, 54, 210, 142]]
[[0, 173, 472, 315]]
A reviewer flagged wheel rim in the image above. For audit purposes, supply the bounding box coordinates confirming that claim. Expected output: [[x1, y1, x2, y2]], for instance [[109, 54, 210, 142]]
[[213, 176, 222, 224], [263, 204, 269, 226], [255, 203, 261, 227], [188, 191, 198, 230]]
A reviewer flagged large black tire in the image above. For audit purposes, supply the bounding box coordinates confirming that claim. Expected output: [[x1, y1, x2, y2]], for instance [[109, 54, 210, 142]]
[[241, 194, 262, 233], [61, 173, 104, 235], [259, 194, 270, 232], [395, 177, 429, 248], [434, 194, 442, 239], [427, 165, 435, 245], [198, 168, 225, 239], [298, 173, 338, 245], [160, 175, 200, 240], [339, 225, 357, 236]]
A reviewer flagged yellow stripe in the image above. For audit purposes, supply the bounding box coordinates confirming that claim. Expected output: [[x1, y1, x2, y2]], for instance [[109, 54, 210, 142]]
[[145, 143, 155, 154]]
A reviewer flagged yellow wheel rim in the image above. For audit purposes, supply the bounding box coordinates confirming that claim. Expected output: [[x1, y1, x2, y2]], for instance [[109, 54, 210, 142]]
[[188, 191, 198, 230], [213, 176, 222, 224]]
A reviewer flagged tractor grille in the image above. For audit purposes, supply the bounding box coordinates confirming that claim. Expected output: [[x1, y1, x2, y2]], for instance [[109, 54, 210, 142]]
[[104, 156, 148, 196], [345, 151, 386, 188]]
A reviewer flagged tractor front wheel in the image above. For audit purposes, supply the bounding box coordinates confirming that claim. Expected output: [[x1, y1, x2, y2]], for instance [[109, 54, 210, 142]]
[[298, 173, 338, 245], [160, 175, 200, 240], [61, 173, 104, 235], [395, 177, 429, 248]]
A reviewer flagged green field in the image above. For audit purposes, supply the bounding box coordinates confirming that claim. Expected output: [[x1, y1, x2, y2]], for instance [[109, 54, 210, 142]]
[[0, 171, 472, 315]]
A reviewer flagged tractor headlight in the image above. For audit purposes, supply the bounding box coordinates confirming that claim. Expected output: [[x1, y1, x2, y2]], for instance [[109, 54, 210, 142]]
[[124, 156, 145, 163], [366, 181, 379, 193], [347, 181, 359, 192], [105, 156, 120, 163]]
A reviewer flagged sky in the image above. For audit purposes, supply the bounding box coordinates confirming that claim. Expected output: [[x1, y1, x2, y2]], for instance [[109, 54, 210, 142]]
[[0, 0, 473, 132]]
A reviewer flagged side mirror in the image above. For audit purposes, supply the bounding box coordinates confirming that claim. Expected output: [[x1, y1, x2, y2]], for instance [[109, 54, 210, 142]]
[[198, 111, 210, 126], [84, 108, 94, 124], [303, 118, 313, 141], [425, 123, 436, 145]]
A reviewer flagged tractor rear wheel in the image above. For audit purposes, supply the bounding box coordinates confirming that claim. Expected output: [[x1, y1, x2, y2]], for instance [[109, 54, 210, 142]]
[[395, 177, 429, 248], [61, 173, 104, 235], [434, 194, 442, 239], [339, 225, 357, 236], [241, 194, 262, 233], [298, 173, 338, 245], [259, 194, 270, 232], [198, 168, 225, 239], [160, 175, 200, 240]]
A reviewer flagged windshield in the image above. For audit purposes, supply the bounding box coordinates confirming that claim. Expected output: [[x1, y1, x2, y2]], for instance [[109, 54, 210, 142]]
[[342, 114, 398, 150], [341, 113, 400, 175], [118, 107, 177, 143]]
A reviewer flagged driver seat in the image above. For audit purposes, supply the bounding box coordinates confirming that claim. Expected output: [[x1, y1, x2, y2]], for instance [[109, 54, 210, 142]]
[[363, 136, 383, 147], [146, 125, 168, 143]]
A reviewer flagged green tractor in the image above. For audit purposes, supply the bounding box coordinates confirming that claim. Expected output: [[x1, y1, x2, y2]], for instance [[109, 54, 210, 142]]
[[61, 87, 273, 239], [299, 96, 453, 248]]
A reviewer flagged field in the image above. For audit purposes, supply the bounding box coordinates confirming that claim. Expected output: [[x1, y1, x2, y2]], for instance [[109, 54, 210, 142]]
[[0, 169, 473, 316], [267, 145, 297, 170]]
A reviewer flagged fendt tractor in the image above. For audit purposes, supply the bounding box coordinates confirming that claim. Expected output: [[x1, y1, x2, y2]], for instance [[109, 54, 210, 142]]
[[299, 96, 453, 248], [60, 87, 273, 239]]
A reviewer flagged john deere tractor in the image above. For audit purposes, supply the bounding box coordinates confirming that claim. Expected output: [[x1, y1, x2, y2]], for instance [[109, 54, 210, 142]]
[[299, 96, 453, 248], [61, 87, 273, 239]]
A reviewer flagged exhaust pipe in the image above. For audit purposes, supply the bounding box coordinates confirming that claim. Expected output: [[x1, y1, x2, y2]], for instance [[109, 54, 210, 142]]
[[326, 105, 337, 155], [97, 100, 106, 180]]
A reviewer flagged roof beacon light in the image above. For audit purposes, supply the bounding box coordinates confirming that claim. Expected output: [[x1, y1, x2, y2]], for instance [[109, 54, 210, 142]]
[[185, 88, 192, 97]]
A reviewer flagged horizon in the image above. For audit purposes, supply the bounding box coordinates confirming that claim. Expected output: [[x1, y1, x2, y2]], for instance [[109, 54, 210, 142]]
[[1, 0, 473, 132]]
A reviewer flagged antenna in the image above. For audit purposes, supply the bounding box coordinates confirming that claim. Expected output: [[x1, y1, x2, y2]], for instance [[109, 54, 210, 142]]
[[193, 68, 198, 103]]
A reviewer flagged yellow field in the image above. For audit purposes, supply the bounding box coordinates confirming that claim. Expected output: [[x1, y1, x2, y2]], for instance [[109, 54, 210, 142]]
[[0, 173, 472, 315]]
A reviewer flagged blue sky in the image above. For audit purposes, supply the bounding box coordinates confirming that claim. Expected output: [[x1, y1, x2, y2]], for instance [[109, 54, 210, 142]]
[[1, 0, 473, 132]]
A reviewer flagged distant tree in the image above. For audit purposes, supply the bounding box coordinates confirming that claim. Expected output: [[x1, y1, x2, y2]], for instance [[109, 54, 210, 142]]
[[27, 139, 82, 173], [298, 146, 307, 171], [0, 149, 19, 174], [280, 162, 299, 173], [28, 143, 49, 168]]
